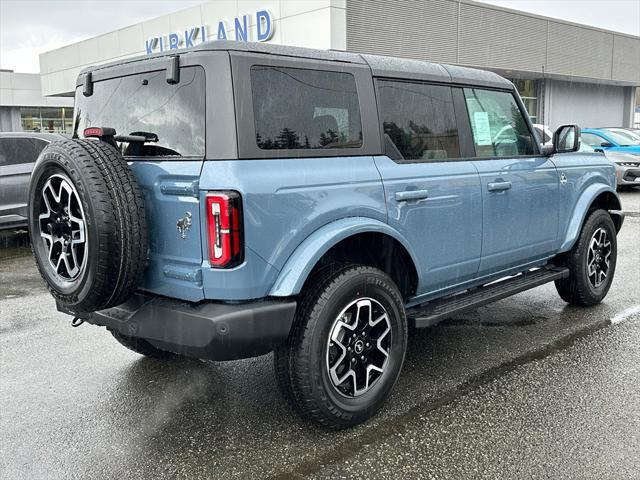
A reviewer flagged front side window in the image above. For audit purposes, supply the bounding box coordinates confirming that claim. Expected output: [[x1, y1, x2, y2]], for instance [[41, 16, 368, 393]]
[[74, 66, 205, 158], [378, 80, 460, 161], [464, 88, 535, 157], [251, 66, 362, 150], [581, 133, 607, 148]]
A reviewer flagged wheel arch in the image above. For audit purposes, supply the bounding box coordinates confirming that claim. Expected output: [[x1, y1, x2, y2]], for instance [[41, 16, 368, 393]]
[[269, 217, 420, 300], [558, 185, 623, 253]]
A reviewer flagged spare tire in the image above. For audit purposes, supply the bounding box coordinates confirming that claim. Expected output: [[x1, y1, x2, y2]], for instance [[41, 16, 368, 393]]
[[28, 139, 148, 314]]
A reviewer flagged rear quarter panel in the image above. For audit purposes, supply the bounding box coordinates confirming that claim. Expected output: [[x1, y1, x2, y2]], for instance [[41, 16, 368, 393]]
[[198, 156, 387, 300]]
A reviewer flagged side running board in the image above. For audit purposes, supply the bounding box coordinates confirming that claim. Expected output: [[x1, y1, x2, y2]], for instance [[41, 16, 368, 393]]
[[407, 266, 570, 329]]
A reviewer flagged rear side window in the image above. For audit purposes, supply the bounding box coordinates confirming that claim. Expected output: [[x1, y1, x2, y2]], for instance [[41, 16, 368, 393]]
[[463, 88, 535, 157], [378, 80, 460, 161], [0, 137, 47, 166], [74, 66, 205, 158], [250, 66, 362, 150]]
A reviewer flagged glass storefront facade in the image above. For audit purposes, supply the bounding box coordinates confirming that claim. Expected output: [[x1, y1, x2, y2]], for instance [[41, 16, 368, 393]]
[[510, 79, 539, 123], [20, 106, 73, 134]]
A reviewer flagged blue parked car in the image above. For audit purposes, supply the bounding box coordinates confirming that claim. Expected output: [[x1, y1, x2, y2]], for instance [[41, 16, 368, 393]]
[[28, 42, 623, 428], [581, 128, 640, 155]]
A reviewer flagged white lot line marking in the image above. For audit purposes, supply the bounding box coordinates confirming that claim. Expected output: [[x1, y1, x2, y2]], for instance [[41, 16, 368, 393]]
[[610, 305, 640, 325]]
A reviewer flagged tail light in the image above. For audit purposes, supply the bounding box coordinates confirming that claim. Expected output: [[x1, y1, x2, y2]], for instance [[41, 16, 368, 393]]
[[83, 127, 116, 138], [206, 191, 243, 268]]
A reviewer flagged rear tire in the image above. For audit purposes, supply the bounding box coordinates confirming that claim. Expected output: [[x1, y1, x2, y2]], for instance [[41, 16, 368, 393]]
[[555, 209, 617, 307], [274, 265, 407, 429], [110, 331, 174, 359]]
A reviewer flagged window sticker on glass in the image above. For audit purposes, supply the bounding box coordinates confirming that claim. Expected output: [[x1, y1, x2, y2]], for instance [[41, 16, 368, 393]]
[[473, 111, 492, 146]]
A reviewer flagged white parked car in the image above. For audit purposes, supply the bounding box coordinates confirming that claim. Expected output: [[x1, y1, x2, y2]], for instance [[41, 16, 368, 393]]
[[532, 123, 553, 147]]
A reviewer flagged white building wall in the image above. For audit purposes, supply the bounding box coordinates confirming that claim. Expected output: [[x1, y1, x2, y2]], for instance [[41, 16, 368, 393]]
[[39, 0, 346, 97], [544, 80, 633, 130], [0, 71, 73, 107]]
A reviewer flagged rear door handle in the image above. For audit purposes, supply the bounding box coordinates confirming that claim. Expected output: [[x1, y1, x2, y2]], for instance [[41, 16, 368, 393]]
[[395, 189, 429, 202], [487, 181, 512, 192]]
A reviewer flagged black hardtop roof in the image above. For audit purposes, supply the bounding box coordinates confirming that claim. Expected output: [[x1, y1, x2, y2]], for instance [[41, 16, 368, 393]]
[[79, 40, 512, 90]]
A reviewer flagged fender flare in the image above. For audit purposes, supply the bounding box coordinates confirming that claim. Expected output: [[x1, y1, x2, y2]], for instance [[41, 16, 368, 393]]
[[558, 184, 622, 253], [269, 217, 420, 297]]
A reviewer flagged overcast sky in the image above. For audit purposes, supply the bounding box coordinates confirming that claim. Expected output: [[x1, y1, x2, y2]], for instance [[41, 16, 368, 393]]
[[1, 0, 639, 73]]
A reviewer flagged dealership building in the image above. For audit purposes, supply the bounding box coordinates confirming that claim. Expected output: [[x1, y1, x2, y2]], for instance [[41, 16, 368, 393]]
[[2, 0, 639, 134], [0, 70, 73, 132]]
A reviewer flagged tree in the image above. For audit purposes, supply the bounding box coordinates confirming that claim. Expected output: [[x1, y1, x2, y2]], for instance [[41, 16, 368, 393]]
[[276, 128, 301, 149], [319, 129, 339, 147]]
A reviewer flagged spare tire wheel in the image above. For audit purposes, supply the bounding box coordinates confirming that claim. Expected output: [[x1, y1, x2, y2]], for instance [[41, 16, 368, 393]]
[[28, 139, 148, 314]]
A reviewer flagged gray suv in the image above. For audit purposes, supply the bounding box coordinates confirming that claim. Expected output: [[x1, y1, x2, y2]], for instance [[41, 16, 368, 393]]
[[0, 132, 66, 229]]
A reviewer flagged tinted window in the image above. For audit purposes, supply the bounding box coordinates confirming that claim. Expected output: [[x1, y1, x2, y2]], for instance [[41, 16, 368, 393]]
[[251, 66, 362, 150], [74, 66, 205, 158], [464, 88, 535, 157], [0, 137, 47, 166], [378, 81, 460, 161], [0, 138, 11, 166], [581, 133, 606, 147]]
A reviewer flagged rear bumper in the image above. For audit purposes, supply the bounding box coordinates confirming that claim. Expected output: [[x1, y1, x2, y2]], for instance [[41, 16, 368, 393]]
[[89, 293, 296, 361]]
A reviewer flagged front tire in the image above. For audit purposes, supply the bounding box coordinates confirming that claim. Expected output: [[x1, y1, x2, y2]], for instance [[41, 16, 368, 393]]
[[274, 265, 407, 429], [555, 209, 617, 306]]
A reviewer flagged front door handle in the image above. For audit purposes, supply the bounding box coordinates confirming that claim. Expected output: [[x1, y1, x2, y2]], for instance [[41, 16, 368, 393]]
[[487, 181, 512, 192], [395, 189, 429, 202]]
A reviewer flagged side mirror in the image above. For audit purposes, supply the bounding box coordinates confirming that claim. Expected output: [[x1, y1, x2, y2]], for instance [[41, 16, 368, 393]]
[[552, 124, 581, 154], [600, 142, 613, 148], [541, 144, 554, 156]]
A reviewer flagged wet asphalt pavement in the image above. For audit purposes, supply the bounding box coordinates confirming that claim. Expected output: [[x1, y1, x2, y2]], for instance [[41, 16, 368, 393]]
[[1, 190, 639, 480]]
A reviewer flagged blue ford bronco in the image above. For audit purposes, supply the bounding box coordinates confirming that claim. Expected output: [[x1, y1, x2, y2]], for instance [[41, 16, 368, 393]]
[[28, 42, 624, 428]]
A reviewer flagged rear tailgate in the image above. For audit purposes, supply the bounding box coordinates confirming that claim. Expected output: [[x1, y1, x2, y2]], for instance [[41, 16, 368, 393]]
[[74, 63, 210, 302], [131, 161, 204, 301]]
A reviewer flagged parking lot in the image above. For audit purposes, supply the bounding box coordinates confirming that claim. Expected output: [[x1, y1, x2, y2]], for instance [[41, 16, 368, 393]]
[[1, 189, 639, 480]]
